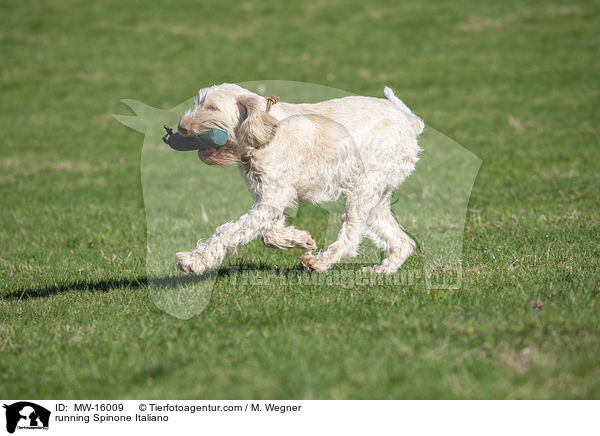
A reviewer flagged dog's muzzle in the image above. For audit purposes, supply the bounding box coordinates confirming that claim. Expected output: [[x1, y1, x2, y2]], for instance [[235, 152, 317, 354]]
[[162, 124, 228, 151]]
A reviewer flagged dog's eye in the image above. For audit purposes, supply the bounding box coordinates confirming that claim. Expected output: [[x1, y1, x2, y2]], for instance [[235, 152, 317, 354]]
[[205, 105, 219, 111]]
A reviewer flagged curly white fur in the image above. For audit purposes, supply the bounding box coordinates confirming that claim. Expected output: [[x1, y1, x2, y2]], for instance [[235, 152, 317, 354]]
[[174, 83, 423, 275]]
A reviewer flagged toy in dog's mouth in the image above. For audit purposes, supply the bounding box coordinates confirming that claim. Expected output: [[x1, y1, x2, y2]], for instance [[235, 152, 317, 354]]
[[162, 124, 228, 151]]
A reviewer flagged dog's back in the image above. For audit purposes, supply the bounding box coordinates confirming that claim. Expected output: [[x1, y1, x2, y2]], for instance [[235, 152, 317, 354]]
[[270, 88, 423, 190]]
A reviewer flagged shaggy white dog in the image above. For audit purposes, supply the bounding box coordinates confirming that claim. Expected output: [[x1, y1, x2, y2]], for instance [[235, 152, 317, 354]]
[[174, 83, 423, 275]]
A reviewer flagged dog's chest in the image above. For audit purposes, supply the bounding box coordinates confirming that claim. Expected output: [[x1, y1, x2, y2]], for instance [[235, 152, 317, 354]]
[[239, 148, 350, 204], [239, 154, 265, 196]]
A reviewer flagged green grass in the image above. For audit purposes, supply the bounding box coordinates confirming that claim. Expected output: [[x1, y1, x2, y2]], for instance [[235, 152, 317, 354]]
[[1, 0, 599, 398]]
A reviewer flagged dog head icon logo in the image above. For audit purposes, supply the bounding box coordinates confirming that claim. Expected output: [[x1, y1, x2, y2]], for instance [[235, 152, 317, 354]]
[[3, 402, 50, 433]]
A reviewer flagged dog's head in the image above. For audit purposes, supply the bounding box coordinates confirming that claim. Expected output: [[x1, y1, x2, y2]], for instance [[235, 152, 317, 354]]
[[178, 84, 278, 166]]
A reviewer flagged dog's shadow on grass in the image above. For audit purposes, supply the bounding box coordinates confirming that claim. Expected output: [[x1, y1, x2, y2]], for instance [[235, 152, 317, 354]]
[[1, 261, 291, 301], [3, 256, 397, 301]]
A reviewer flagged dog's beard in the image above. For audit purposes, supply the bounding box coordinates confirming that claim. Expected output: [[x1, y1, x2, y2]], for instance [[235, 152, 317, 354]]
[[197, 144, 239, 166]]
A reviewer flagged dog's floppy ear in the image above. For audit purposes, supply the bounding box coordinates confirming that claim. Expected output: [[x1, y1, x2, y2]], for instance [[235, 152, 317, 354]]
[[237, 95, 278, 148]]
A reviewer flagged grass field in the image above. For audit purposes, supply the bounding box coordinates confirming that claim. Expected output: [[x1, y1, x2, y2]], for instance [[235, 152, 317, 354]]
[[1, 0, 599, 399]]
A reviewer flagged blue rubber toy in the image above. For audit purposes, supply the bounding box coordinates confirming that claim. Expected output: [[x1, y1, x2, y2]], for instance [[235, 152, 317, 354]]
[[162, 124, 228, 151]]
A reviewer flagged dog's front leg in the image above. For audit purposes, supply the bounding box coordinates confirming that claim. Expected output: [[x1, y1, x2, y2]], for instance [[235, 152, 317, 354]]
[[175, 203, 283, 275], [300, 188, 380, 273]]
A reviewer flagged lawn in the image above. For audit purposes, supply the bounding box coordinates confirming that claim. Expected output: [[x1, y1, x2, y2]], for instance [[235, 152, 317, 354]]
[[0, 0, 598, 398]]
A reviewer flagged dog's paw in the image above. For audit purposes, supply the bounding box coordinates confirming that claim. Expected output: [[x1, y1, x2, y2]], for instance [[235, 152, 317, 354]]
[[175, 250, 206, 275], [362, 263, 398, 275], [263, 229, 317, 252], [299, 232, 317, 252], [300, 253, 329, 273]]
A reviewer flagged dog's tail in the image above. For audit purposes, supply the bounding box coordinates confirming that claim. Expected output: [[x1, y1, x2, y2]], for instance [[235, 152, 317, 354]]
[[383, 86, 424, 135]]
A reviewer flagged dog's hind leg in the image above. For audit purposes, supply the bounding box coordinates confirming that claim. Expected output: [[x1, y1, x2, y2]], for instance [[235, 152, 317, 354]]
[[262, 217, 317, 252], [363, 192, 416, 274]]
